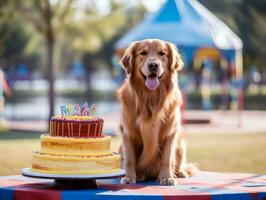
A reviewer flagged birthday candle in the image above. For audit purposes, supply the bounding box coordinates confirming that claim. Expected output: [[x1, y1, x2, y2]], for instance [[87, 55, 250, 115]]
[[67, 104, 74, 116], [91, 103, 96, 114], [60, 105, 67, 116], [81, 102, 89, 116], [74, 104, 81, 116]]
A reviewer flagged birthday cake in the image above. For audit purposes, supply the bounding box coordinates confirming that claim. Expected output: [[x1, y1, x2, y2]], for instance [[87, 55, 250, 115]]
[[31, 103, 121, 174]]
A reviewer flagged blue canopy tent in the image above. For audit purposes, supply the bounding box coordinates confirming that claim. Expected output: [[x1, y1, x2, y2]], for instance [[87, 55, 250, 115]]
[[115, 0, 243, 114]]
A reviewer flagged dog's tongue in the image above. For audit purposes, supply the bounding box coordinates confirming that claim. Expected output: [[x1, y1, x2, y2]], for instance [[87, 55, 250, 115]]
[[145, 77, 160, 90]]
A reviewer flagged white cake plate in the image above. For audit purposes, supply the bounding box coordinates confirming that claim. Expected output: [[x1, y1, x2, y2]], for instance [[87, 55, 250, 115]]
[[22, 168, 125, 188]]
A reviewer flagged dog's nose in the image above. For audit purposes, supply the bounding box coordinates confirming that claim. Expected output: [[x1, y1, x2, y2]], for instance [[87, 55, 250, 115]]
[[148, 61, 159, 73]]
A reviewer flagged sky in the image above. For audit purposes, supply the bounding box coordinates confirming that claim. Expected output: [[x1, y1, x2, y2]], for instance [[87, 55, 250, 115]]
[[141, 0, 165, 12], [72, 0, 166, 15]]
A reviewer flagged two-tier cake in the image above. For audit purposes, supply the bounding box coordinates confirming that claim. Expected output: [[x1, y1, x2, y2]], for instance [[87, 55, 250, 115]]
[[31, 103, 121, 174]]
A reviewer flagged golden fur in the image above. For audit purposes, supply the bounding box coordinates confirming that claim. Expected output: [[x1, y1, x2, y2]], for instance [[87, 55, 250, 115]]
[[117, 39, 192, 186]]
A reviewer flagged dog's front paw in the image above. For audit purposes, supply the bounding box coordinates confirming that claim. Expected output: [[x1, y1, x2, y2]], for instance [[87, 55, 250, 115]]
[[120, 176, 136, 184], [176, 170, 189, 178], [159, 177, 177, 186]]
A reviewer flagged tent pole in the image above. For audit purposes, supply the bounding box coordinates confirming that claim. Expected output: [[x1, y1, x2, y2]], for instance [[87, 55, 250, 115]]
[[236, 50, 243, 128]]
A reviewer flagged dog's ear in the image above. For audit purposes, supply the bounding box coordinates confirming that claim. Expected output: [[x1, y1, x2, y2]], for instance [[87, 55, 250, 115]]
[[120, 42, 137, 75], [167, 42, 184, 72]]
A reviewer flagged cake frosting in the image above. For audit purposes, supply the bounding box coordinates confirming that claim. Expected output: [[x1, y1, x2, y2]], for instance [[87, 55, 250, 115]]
[[30, 103, 121, 175], [32, 152, 120, 174], [50, 116, 104, 138], [40, 134, 112, 156]]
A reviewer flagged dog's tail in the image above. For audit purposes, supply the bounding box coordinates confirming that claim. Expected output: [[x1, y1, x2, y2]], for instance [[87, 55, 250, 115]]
[[184, 163, 199, 177]]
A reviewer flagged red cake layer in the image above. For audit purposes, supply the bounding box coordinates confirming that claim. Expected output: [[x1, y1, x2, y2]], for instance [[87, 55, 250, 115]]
[[49, 117, 104, 138]]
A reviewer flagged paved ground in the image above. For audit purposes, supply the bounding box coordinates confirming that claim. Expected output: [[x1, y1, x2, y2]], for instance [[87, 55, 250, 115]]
[[5, 110, 266, 134], [183, 110, 266, 134]]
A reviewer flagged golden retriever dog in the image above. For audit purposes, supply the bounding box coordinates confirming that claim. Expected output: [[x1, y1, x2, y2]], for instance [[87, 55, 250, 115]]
[[117, 39, 193, 186]]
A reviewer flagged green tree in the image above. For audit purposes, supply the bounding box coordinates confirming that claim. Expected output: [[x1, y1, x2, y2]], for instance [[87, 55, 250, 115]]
[[14, 0, 74, 122], [0, 19, 28, 68]]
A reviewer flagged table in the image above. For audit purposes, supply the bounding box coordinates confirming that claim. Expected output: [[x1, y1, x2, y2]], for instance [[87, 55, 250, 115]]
[[0, 171, 266, 200]]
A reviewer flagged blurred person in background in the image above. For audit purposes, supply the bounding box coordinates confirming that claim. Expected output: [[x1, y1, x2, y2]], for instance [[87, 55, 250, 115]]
[[249, 65, 261, 94], [218, 58, 231, 110], [200, 59, 213, 110], [0, 67, 11, 126]]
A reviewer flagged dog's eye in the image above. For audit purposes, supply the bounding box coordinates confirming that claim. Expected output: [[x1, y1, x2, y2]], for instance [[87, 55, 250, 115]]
[[140, 51, 148, 56], [158, 51, 165, 56]]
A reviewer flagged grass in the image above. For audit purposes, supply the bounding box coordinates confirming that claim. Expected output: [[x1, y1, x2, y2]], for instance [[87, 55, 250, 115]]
[[186, 133, 266, 174], [0, 131, 265, 176]]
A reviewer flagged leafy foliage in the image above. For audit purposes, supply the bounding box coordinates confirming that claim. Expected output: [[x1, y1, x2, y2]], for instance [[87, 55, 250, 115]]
[[0, 0, 265, 73]]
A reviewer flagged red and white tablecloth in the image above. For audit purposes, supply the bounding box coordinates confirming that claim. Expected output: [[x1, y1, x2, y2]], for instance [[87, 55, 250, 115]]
[[0, 171, 266, 200]]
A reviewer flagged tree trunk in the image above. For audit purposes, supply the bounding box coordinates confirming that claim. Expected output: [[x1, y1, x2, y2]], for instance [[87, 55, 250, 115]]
[[47, 37, 55, 121], [43, 1, 55, 124]]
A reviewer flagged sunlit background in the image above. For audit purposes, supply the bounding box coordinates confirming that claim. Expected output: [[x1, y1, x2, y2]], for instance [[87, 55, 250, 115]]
[[0, 0, 265, 176]]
